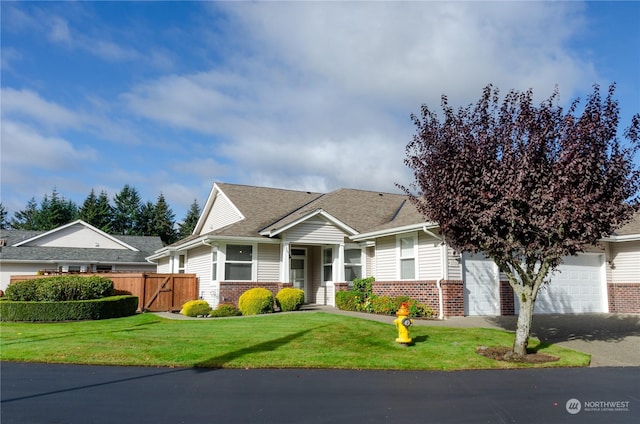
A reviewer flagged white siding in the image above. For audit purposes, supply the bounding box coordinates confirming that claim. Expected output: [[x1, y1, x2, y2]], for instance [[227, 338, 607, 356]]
[[365, 246, 375, 277], [418, 233, 441, 280], [0, 263, 47, 291], [199, 193, 243, 235], [283, 218, 347, 244], [257, 243, 281, 281], [156, 257, 171, 273], [447, 246, 463, 280], [375, 236, 396, 280], [609, 240, 640, 282], [25, 224, 126, 249], [188, 245, 214, 303]]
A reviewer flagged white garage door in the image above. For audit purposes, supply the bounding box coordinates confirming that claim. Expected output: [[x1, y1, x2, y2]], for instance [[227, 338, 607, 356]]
[[532, 254, 606, 314], [463, 253, 499, 316]]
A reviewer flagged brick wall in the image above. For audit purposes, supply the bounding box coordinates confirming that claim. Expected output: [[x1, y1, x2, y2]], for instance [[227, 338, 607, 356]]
[[500, 280, 515, 315], [219, 281, 293, 305], [371, 280, 464, 317], [607, 283, 640, 314]]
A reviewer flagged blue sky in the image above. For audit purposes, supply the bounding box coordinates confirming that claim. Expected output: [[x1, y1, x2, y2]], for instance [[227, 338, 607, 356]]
[[2, 1, 639, 222]]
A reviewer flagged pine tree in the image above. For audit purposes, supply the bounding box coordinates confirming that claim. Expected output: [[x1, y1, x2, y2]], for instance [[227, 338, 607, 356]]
[[0, 203, 8, 229], [178, 199, 201, 239], [10, 198, 40, 230], [113, 185, 142, 235], [152, 193, 177, 245], [79, 189, 114, 233]]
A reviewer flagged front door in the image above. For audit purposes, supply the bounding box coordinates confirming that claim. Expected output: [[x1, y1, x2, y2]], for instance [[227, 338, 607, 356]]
[[290, 248, 307, 294]]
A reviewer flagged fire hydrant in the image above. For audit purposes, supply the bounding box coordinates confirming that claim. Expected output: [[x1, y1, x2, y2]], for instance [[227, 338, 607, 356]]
[[393, 302, 413, 344]]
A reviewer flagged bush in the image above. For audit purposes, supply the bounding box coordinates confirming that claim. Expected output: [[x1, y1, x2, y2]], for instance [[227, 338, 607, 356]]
[[209, 303, 242, 317], [275, 288, 305, 312], [6, 276, 113, 301], [238, 288, 274, 316], [181, 300, 211, 317], [392, 296, 436, 318], [0, 295, 138, 322], [335, 290, 361, 311], [371, 295, 394, 315]]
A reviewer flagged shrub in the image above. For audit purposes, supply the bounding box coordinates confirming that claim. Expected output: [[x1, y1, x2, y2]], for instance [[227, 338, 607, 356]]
[[335, 290, 361, 311], [5, 276, 113, 301], [181, 300, 211, 317], [392, 296, 436, 318], [0, 295, 138, 322], [209, 303, 242, 317], [371, 295, 394, 315], [275, 288, 305, 312], [238, 288, 274, 315]]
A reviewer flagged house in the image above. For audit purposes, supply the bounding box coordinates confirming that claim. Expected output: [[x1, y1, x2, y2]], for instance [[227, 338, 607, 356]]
[[146, 183, 640, 317], [0, 220, 163, 291]]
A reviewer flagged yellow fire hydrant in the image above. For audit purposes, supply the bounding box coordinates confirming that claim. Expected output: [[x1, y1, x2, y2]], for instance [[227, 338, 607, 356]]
[[393, 302, 413, 344]]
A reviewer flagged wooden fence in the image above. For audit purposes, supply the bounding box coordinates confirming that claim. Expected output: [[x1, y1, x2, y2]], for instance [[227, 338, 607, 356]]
[[9, 273, 198, 313]]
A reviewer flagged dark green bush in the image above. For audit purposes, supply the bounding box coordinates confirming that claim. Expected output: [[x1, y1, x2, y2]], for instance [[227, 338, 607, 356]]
[[0, 295, 138, 322], [238, 288, 274, 315], [392, 296, 436, 318], [209, 303, 242, 317], [6, 276, 113, 301], [275, 288, 305, 312]]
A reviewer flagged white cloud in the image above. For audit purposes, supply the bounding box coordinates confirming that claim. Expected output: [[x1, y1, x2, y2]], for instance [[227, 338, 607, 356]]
[[1, 88, 80, 128]]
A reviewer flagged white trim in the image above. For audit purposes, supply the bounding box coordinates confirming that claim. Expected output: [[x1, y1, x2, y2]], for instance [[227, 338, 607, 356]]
[[601, 234, 640, 242], [351, 222, 438, 242], [221, 242, 258, 281], [13, 220, 139, 251]]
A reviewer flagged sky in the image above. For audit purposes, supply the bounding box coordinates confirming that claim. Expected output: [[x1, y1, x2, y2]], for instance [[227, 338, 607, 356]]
[[1, 1, 639, 223]]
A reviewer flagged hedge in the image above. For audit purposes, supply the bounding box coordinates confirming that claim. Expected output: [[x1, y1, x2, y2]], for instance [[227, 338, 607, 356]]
[[238, 288, 274, 315], [275, 288, 305, 312], [0, 295, 138, 322], [5, 275, 114, 301]]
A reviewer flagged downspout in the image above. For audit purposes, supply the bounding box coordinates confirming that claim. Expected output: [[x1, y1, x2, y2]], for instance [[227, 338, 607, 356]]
[[423, 226, 445, 320]]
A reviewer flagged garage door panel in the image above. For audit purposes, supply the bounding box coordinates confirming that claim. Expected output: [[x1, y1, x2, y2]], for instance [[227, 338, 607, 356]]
[[524, 254, 605, 314], [463, 253, 499, 316]]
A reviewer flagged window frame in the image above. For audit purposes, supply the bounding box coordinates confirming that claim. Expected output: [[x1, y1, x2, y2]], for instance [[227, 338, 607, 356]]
[[344, 245, 363, 282], [224, 243, 256, 281], [322, 247, 333, 283], [397, 233, 418, 280]]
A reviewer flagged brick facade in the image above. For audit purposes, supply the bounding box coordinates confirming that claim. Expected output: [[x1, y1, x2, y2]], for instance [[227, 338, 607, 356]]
[[369, 280, 465, 317], [607, 283, 640, 314], [219, 281, 293, 305]]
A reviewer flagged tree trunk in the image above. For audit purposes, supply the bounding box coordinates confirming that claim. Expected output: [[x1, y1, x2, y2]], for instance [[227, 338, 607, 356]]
[[511, 292, 536, 357]]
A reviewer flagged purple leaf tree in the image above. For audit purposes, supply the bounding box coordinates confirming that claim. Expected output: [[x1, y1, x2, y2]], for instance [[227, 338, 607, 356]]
[[402, 84, 639, 357]]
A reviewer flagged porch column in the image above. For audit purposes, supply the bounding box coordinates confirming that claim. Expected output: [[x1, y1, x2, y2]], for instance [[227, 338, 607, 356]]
[[280, 239, 290, 283], [336, 242, 345, 282]]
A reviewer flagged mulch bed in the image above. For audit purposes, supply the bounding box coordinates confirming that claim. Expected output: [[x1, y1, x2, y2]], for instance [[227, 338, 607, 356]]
[[476, 346, 559, 364]]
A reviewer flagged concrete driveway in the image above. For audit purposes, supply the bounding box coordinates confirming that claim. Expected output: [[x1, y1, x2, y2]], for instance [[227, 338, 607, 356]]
[[298, 306, 640, 367]]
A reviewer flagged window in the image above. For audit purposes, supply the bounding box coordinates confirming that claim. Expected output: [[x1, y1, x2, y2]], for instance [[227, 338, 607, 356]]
[[225, 244, 253, 280], [399, 234, 416, 279], [96, 265, 113, 272], [344, 248, 362, 282], [178, 254, 186, 274], [322, 247, 333, 282]]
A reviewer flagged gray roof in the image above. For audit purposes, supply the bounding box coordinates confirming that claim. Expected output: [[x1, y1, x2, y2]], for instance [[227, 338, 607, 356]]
[[0, 229, 163, 264], [194, 183, 427, 241], [611, 212, 640, 236]]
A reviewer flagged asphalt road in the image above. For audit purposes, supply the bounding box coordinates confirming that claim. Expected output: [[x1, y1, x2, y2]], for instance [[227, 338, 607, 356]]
[[1, 362, 638, 424]]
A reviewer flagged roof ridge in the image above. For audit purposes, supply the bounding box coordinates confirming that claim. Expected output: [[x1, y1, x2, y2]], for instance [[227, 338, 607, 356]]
[[257, 193, 326, 233]]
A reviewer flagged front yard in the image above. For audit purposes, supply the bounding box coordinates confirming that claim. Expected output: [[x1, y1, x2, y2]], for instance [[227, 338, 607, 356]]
[[0, 312, 590, 370]]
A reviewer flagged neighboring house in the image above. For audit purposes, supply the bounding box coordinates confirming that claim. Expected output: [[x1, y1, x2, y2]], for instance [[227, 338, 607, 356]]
[[146, 183, 640, 317], [0, 220, 163, 291]]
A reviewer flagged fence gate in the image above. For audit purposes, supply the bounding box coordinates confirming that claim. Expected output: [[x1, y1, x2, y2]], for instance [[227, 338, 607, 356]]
[[142, 274, 198, 312]]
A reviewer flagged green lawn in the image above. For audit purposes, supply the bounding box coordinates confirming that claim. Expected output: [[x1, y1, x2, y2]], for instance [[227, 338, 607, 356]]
[[0, 312, 590, 370]]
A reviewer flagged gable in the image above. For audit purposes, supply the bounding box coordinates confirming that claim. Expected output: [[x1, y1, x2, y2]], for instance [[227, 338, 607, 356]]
[[196, 189, 244, 235], [13, 221, 137, 251], [281, 216, 351, 244]]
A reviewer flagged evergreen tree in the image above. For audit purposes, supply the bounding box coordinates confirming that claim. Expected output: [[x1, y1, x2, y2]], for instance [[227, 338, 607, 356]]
[[79, 189, 113, 232], [113, 185, 142, 235], [178, 199, 201, 239], [10, 198, 40, 230], [38, 188, 78, 230], [0, 203, 8, 229], [137, 201, 156, 236], [152, 193, 177, 245]]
